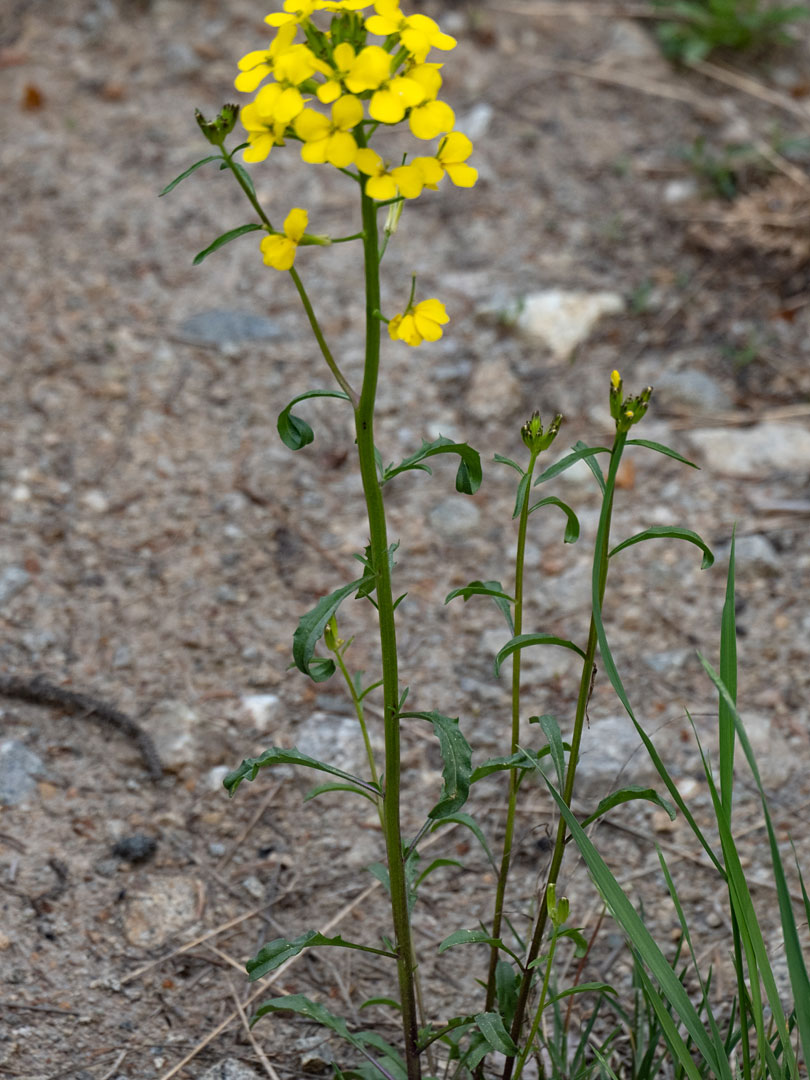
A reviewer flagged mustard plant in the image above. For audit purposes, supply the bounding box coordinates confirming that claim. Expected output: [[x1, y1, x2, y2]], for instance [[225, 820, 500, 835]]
[[163, 4, 810, 1078]]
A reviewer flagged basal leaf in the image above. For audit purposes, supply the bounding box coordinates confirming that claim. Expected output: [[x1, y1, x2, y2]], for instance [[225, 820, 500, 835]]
[[224, 745, 380, 797], [609, 526, 714, 570], [192, 222, 263, 265], [248, 931, 396, 980], [293, 576, 374, 680], [494, 634, 585, 678], [473, 1011, 518, 1056], [277, 389, 351, 451]]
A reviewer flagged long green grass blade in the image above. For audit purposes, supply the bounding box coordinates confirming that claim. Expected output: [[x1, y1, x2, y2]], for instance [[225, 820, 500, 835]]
[[718, 530, 737, 819]]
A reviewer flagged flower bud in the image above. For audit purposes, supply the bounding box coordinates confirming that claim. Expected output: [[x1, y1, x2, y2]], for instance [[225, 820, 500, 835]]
[[609, 370, 653, 433], [521, 410, 563, 454], [195, 104, 239, 147]]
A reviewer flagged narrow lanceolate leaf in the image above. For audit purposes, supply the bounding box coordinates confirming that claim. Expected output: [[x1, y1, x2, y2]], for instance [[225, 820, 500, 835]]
[[579, 786, 676, 829], [470, 747, 551, 784], [247, 931, 396, 981], [292, 576, 374, 681], [277, 389, 351, 451], [400, 711, 472, 819], [438, 929, 520, 965], [192, 222, 263, 265], [625, 438, 698, 468], [526, 495, 580, 543], [511, 472, 531, 519], [533, 444, 611, 487], [444, 579, 515, 633], [532, 760, 732, 1079], [494, 633, 585, 678], [159, 155, 220, 196], [718, 531, 737, 818], [251, 994, 356, 1045], [431, 811, 496, 870], [609, 526, 714, 570], [223, 746, 380, 798], [304, 782, 378, 804], [382, 435, 482, 494], [474, 1011, 518, 1056]]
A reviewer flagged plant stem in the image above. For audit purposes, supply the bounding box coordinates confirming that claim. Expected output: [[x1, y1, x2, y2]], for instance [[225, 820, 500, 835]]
[[501, 432, 626, 1080], [484, 449, 540, 1012], [355, 185, 421, 1080]]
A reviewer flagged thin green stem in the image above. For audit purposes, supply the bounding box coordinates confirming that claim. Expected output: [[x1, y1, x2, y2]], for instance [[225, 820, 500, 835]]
[[220, 145, 357, 406], [484, 450, 540, 1012], [501, 431, 627, 1080], [332, 647, 383, 818], [513, 929, 559, 1080], [355, 184, 421, 1080]]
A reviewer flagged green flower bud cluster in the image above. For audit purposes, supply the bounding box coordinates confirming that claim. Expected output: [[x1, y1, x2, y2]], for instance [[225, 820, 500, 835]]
[[521, 410, 563, 454], [609, 370, 653, 434]]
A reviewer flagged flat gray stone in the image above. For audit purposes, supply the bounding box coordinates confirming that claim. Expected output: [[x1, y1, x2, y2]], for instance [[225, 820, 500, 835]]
[[652, 369, 733, 414], [0, 739, 44, 805], [428, 496, 481, 541], [176, 309, 284, 348], [514, 289, 625, 359], [196, 1061, 263, 1080], [686, 422, 810, 476], [0, 566, 30, 608]]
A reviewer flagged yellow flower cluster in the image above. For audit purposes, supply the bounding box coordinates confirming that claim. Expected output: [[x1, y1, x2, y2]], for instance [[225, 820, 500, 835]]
[[234, 0, 477, 192]]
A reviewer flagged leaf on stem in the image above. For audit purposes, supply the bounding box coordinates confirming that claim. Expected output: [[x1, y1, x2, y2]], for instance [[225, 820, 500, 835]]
[[444, 579, 514, 633], [470, 747, 555, 784], [494, 634, 586, 678], [382, 436, 482, 494], [534, 443, 610, 489], [277, 389, 351, 451], [578, 786, 676, 829], [430, 811, 496, 870], [473, 1011, 518, 1056], [293, 575, 374, 681], [625, 438, 698, 468], [399, 711, 472, 820], [192, 222, 263, 265], [223, 745, 380, 797], [609, 526, 714, 570], [247, 931, 396, 981], [159, 154, 220, 196], [526, 495, 580, 543], [304, 782, 379, 804], [438, 928, 520, 966]]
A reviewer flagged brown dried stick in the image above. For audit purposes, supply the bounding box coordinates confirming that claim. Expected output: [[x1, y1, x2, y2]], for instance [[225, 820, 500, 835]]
[[0, 674, 163, 781]]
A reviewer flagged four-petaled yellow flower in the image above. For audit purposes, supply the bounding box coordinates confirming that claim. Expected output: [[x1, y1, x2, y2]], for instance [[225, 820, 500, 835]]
[[436, 131, 478, 187], [295, 96, 364, 166], [365, 0, 456, 61], [388, 298, 449, 346], [261, 207, 309, 270]]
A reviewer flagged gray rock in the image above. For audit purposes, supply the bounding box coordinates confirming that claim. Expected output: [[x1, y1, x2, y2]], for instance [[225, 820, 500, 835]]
[[0, 566, 31, 608], [642, 649, 692, 674], [686, 422, 810, 476], [737, 713, 796, 790], [572, 715, 658, 797], [295, 711, 368, 775], [466, 357, 521, 421], [162, 41, 202, 78], [176, 310, 284, 349], [651, 369, 733, 414], [240, 693, 282, 733], [196, 1060, 263, 1080], [428, 496, 481, 541], [0, 739, 44, 805], [718, 533, 781, 577]]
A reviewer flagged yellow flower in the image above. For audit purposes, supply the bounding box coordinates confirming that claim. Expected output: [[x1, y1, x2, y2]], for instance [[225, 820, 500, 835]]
[[240, 100, 288, 163], [611, 369, 622, 389], [365, 0, 456, 60], [234, 23, 297, 93], [260, 207, 309, 271], [388, 298, 449, 346], [316, 41, 357, 104], [294, 96, 364, 167], [436, 131, 477, 187], [356, 149, 425, 199], [343, 45, 425, 123], [251, 80, 308, 127]]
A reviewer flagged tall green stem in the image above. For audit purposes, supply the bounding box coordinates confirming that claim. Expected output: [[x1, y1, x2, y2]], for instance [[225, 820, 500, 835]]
[[355, 186, 421, 1080], [484, 449, 540, 1011], [501, 432, 626, 1080]]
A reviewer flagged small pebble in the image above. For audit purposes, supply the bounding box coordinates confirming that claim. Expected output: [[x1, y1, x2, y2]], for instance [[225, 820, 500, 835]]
[[112, 834, 158, 865]]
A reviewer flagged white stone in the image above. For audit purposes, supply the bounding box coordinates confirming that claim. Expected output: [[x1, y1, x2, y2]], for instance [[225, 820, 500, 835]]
[[143, 700, 201, 770], [196, 1060, 263, 1080], [428, 496, 481, 541], [686, 422, 810, 476], [466, 357, 521, 420], [122, 875, 201, 948], [82, 489, 109, 513], [240, 693, 282, 733], [515, 290, 625, 359]]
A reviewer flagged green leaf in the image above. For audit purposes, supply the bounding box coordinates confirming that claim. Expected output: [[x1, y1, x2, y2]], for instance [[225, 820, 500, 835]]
[[230, 159, 256, 198], [495, 960, 520, 1025], [277, 389, 351, 451], [382, 435, 482, 494], [474, 1011, 518, 1056], [470, 747, 553, 784], [293, 576, 374, 681], [304, 782, 378, 804], [431, 811, 496, 870], [159, 154, 220, 196], [511, 472, 531, 519], [248, 931, 395, 981], [224, 746, 380, 798], [494, 634, 585, 678], [360, 997, 401, 1011], [415, 857, 463, 887], [538, 713, 567, 791], [533, 444, 611, 487], [444, 579, 514, 633], [438, 929, 521, 965], [718, 530, 737, 818], [493, 452, 525, 475], [625, 438, 698, 468], [547, 980, 616, 1004], [579, 785, 676, 829], [525, 751, 733, 1079], [609, 526, 714, 570], [526, 495, 580, 544], [192, 222, 263, 265], [400, 711, 472, 820]]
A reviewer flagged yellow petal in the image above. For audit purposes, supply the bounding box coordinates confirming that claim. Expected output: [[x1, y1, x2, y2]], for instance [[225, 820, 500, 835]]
[[325, 131, 358, 168], [444, 162, 478, 187], [365, 174, 397, 200], [415, 298, 449, 324], [355, 147, 383, 176], [332, 93, 364, 130], [391, 164, 423, 199], [284, 207, 309, 241], [409, 99, 454, 139], [260, 235, 296, 270], [369, 88, 405, 124]]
